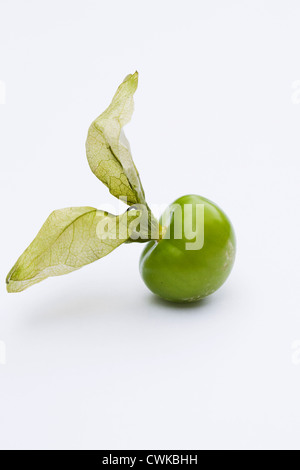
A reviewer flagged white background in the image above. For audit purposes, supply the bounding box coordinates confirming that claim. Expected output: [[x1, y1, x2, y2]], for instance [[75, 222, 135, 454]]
[[0, 0, 300, 450]]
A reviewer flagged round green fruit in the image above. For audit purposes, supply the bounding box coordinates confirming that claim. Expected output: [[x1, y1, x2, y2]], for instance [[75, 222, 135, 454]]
[[139, 195, 236, 303]]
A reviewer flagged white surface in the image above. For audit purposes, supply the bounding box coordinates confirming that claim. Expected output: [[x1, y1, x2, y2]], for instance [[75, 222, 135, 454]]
[[1, 0, 300, 450]]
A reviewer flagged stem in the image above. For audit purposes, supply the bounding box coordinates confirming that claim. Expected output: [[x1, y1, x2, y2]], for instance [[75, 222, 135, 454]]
[[125, 204, 164, 244]]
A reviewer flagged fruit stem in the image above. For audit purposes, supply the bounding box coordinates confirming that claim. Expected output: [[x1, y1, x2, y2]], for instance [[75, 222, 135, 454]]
[[158, 224, 167, 241]]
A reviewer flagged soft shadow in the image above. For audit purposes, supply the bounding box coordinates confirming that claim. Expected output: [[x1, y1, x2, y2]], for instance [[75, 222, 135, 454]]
[[22, 289, 132, 327], [147, 293, 212, 312], [21, 284, 215, 327]]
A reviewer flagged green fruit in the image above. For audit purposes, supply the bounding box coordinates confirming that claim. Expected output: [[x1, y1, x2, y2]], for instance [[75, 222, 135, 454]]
[[140, 195, 236, 303]]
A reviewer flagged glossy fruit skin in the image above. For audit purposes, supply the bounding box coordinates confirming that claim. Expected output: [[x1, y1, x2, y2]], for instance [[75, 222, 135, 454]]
[[140, 195, 236, 303]]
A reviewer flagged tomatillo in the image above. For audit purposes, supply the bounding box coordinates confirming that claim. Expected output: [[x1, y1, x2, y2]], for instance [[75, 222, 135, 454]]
[[6, 74, 237, 306], [140, 195, 236, 303]]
